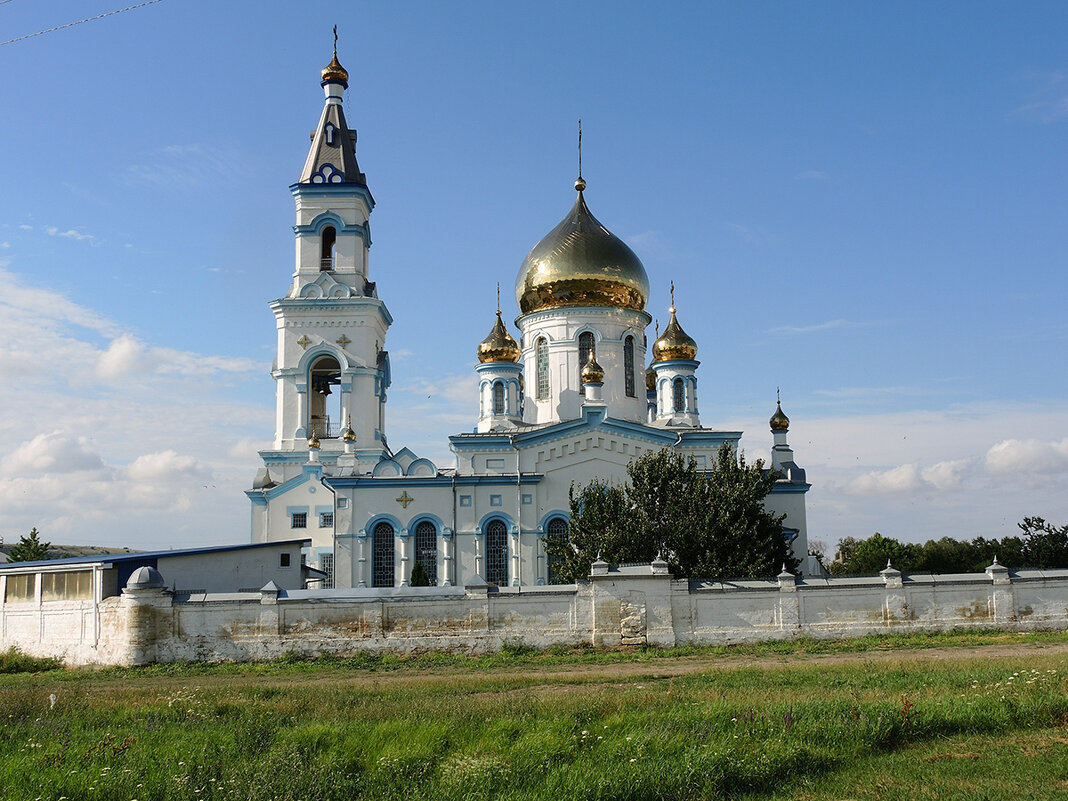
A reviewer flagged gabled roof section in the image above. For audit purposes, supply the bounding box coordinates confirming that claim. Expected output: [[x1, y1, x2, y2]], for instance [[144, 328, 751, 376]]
[[299, 101, 366, 186]]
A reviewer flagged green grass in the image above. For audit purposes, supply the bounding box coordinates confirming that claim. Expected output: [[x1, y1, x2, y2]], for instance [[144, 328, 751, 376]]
[[1, 632, 1067, 799]]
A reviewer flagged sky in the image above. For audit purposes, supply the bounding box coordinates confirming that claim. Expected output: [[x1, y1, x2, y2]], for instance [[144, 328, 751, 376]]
[[1, 0, 1066, 554]]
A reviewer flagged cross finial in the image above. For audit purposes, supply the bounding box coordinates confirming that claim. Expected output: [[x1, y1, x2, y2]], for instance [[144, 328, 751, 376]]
[[669, 280, 676, 313], [496, 282, 501, 314], [333, 25, 338, 57], [655, 319, 660, 338], [777, 386, 781, 404], [578, 118, 583, 180]]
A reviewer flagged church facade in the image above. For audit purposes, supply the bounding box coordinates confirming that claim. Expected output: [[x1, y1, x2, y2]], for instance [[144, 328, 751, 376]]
[[246, 47, 812, 589]]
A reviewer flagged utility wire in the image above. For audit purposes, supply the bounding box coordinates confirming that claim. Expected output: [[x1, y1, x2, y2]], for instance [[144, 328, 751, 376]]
[[0, 0, 165, 47]]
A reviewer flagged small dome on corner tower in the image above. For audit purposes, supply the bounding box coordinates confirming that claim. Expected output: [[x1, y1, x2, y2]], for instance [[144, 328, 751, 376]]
[[770, 399, 790, 432], [477, 311, 521, 364]]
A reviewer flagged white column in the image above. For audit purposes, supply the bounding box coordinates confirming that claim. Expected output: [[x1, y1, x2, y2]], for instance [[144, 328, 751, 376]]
[[399, 528, 410, 587], [356, 531, 368, 588], [442, 529, 453, 586], [474, 531, 484, 578], [511, 528, 521, 586]]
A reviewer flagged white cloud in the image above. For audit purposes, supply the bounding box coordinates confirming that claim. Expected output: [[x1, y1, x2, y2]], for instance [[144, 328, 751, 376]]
[[44, 226, 94, 242], [848, 463, 923, 495], [126, 144, 244, 188], [921, 458, 973, 491], [1, 432, 106, 477], [96, 333, 150, 379], [0, 267, 273, 549], [126, 450, 209, 482], [767, 318, 854, 335], [985, 437, 1068, 476]]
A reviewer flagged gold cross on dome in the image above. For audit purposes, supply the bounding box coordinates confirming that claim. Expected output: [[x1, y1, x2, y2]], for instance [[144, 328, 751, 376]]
[[336, 334, 351, 348], [396, 491, 414, 509], [296, 335, 312, 350]]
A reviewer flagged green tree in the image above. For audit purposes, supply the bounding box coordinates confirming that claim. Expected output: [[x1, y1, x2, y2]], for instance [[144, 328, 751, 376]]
[[7, 528, 51, 563], [829, 532, 921, 575], [409, 561, 431, 587], [544, 445, 794, 581], [1019, 517, 1068, 568]]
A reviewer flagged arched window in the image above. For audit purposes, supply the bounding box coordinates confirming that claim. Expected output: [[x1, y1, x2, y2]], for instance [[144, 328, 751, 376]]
[[372, 522, 395, 588], [672, 377, 685, 413], [535, 338, 549, 400], [493, 381, 505, 415], [485, 520, 509, 586], [546, 517, 569, 585], [624, 336, 636, 397], [578, 332, 594, 394], [320, 226, 336, 271], [415, 521, 437, 586]]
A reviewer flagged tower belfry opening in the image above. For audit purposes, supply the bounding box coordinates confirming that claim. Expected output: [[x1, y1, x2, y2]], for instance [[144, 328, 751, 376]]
[[310, 355, 342, 438]]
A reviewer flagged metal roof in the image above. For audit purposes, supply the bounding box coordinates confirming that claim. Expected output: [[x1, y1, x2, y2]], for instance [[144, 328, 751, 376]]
[[0, 539, 312, 571]]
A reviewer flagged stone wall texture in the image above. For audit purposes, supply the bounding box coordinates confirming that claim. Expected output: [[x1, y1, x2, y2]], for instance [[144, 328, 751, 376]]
[[4, 562, 1068, 666]]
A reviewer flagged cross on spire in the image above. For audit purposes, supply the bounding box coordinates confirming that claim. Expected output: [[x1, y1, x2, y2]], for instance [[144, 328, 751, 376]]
[[578, 118, 583, 180], [333, 24, 338, 57], [496, 282, 501, 314], [669, 280, 676, 312]]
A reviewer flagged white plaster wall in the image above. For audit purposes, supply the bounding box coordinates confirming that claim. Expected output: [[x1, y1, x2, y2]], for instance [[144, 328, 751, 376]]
[[518, 307, 652, 425], [9, 566, 1068, 666]]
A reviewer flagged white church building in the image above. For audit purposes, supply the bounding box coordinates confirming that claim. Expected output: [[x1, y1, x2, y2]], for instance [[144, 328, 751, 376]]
[[246, 46, 812, 589]]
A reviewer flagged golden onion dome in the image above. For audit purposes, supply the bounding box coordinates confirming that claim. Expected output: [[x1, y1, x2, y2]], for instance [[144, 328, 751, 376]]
[[477, 311, 521, 363], [645, 365, 656, 392], [581, 353, 605, 384], [321, 52, 349, 86], [770, 400, 790, 432], [307, 432, 321, 449], [342, 421, 356, 442], [652, 307, 698, 362], [516, 179, 649, 315]]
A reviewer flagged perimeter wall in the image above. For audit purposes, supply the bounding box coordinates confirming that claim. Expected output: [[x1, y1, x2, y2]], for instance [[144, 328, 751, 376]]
[[3, 560, 1067, 666]]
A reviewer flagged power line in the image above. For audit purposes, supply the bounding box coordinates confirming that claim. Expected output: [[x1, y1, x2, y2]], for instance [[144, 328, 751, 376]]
[[0, 0, 165, 47]]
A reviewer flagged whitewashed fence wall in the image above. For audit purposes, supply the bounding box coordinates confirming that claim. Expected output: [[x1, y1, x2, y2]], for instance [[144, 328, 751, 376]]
[[4, 561, 1068, 666]]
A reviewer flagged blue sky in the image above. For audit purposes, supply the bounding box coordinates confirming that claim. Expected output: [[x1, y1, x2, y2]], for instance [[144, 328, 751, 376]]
[[1, 0, 1066, 553]]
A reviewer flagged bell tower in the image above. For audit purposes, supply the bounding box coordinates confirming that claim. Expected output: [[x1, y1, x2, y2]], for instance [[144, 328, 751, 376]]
[[251, 35, 393, 529]]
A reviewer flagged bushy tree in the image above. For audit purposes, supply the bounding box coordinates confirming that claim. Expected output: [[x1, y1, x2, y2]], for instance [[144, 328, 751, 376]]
[[829, 520, 1064, 576], [7, 528, 50, 563], [544, 445, 795, 581], [1019, 517, 1068, 568], [829, 532, 921, 575], [409, 561, 431, 587]]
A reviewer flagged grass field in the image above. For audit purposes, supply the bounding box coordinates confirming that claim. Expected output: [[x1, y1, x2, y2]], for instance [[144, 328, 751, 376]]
[[2, 630, 1067, 800]]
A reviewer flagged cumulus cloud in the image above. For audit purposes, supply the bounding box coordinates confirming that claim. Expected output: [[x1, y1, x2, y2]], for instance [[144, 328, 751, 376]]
[[985, 437, 1068, 476], [126, 450, 209, 482], [96, 333, 150, 379], [848, 463, 924, 495], [1, 432, 106, 477]]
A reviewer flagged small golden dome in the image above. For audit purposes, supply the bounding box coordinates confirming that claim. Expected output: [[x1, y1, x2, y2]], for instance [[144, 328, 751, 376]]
[[645, 365, 656, 392], [652, 308, 698, 362], [515, 181, 649, 315], [476, 311, 521, 363], [581, 353, 605, 384], [342, 421, 356, 441], [321, 52, 349, 86], [308, 432, 321, 449], [770, 400, 790, 432]]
